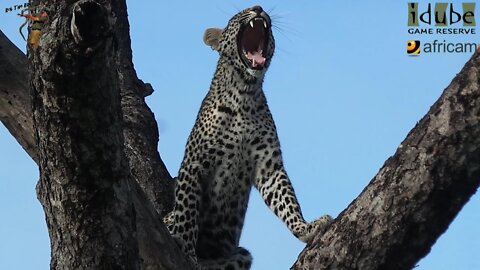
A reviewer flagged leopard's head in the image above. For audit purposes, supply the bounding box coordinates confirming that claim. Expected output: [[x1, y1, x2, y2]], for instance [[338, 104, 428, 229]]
[[204, 6, 275, 78]]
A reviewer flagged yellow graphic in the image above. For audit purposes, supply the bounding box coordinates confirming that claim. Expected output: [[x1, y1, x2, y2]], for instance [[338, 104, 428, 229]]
[[18, 9, 48, 49], [407, 40, 421, 55]]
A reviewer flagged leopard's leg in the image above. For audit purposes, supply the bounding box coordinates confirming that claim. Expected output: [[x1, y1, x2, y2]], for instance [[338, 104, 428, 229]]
[[250, 135, 333, 242], [258, 168, 332, 242], [171, 165, 203, 265]]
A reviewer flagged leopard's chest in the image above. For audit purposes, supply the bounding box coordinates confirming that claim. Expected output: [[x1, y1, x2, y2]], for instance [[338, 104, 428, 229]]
[[200, 93, 264, 190]]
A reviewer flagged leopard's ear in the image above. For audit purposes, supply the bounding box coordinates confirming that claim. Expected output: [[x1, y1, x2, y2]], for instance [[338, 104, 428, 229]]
[[203, 28, 223, 51]]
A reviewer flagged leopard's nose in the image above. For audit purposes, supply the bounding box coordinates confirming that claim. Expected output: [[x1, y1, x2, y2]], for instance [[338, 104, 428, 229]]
[[251, 5, 263, 15]]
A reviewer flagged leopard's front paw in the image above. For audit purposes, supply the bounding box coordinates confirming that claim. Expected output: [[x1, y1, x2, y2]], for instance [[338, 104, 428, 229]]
[[298, 214, 333, 242]]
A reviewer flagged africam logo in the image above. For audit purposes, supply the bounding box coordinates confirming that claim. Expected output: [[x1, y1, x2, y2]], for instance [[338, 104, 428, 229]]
[[406, 2, 478, 56]]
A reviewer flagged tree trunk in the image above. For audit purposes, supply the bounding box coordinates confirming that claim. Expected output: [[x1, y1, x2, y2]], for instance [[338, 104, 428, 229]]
[[1, 0, 190, 269], [0, 1, 479, 270], [30, 0, 139, 267]]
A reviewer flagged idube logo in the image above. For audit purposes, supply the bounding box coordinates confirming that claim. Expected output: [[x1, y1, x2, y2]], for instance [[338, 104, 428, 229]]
[[406, 2, 478, 55], [408, 2, 475, 28]]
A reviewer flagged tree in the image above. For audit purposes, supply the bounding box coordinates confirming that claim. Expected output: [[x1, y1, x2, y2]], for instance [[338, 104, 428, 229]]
[[0, 1, 479, 269], [1, 0, 189, 269]]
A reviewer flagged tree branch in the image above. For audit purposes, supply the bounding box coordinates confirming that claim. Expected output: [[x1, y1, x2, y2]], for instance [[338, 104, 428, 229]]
[[0, 30, 37, 161], [293, 52, 480, 269], [111, 0, 174, 217]]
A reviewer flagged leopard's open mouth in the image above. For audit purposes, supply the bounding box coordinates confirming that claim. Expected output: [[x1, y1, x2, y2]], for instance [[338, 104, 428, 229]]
[[238, 16, 269, 70]]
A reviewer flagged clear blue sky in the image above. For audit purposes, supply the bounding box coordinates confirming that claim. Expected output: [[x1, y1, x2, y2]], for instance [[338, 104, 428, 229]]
[[1, 1, 479, 269]]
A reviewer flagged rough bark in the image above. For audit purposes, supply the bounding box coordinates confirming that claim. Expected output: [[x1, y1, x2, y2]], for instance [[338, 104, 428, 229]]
[[0, 0, 173, 216], [1, 1, 479, 270], [110, 0, 174, 217], [0, 0, 188, 269], [292, 52, 480, 269], [30, 0, 139, 268]]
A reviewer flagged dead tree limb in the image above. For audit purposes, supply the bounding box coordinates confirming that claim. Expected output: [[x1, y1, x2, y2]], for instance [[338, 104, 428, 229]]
[[0, 30, 36, 160]]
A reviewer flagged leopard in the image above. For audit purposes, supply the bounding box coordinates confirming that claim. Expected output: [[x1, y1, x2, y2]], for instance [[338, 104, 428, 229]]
[[163, 5, 333, 270]]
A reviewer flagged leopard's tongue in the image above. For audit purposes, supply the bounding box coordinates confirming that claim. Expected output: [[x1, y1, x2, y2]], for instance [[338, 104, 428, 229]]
[[246, 51, 265, 67]]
